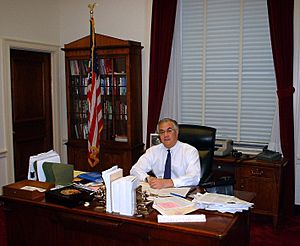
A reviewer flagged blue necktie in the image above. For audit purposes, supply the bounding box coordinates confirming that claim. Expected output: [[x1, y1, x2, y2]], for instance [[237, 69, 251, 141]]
[[163, 150, 171, 179]]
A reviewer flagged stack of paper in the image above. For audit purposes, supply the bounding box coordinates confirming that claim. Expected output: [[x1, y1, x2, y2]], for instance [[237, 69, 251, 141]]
[[192, 192, 253, 214], [28, 150, 61, 181], [153, 196, 198, 216], [102, 166, 123, 213], [111, 176, 138, 216]]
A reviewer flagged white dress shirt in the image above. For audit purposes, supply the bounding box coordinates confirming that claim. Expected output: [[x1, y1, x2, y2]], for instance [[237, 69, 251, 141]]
[[130, 141, 201, 187]]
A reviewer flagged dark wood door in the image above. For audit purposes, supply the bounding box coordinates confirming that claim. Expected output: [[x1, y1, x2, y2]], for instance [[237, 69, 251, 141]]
[[10, 49, 53, 181]]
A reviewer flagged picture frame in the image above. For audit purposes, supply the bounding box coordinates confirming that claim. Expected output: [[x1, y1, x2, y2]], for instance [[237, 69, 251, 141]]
[[150, 133, 161, 147]]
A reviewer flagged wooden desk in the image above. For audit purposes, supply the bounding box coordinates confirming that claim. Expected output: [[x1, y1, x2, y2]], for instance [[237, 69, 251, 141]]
[[0, 195, 250, 246], [214, 155, 287, 228]]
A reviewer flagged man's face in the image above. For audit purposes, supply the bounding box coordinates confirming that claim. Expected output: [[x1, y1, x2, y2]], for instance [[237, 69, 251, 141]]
[[158, 121, 178, 149]]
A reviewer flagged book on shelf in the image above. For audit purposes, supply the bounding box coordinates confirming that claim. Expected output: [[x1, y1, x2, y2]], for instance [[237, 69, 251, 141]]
[[70, 60, 79, 75], [70, 60, 89, 76], [115, 135, 128, 142], [100, 78, 105, 95], [104, 58, 113, 74], [74, 125, 79, 139], [83, 124, 88, 140], [119, 77, 127, 95], [118, 103, 127, 120], [114, 72, 126, 75], [113, 77, 117, 95], [99, 58, 105, 74]]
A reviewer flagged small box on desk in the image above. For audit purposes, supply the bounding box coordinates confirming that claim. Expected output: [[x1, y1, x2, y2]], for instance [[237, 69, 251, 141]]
[[2, 180, 54, 201], [45, 185, 94, 207]]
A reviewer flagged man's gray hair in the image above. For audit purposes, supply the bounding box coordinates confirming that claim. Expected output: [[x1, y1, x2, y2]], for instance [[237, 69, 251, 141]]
[[156, 118, 179, 132]]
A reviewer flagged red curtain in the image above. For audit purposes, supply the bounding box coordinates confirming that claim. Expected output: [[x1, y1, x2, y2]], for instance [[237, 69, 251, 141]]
[[267, 0, 295, 215], [146, 0, 177, 147]]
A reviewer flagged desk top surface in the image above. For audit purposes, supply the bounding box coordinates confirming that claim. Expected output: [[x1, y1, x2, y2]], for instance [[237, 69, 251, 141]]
[[214, 155, 288, 167]]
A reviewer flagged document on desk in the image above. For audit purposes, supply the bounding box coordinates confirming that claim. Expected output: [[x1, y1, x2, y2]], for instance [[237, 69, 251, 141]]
[[157, 214, 206, 223], [28, 150, 60, 181], [193, 192, 253, 213], [141, 182, 191, 199], [153, 196, 198, 216]]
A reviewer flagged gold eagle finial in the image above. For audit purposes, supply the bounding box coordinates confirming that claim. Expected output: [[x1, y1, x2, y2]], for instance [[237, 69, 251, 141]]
[[88, 3, 97, 16]]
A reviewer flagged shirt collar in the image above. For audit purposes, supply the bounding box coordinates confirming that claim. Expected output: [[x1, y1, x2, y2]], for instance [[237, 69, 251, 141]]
[[163, 140, 180, 152]]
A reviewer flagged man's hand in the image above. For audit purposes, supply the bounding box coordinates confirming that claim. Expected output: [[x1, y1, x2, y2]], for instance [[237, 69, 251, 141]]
[[148, 177, 174, 189]]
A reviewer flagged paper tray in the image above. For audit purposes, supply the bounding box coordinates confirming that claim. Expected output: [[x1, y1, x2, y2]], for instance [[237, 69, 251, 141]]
[[2, 180, 54, 201]]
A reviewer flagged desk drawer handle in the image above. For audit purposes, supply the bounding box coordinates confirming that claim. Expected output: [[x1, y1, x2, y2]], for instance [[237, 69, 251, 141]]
[[251, 169, 263, 176]]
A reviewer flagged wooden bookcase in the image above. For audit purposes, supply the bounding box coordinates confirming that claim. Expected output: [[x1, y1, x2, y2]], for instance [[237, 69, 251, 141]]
[[63, 34, 144, 174]]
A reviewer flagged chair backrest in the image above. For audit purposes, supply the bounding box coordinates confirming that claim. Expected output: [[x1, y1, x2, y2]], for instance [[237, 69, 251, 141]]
[[178, 124, 216, 184]]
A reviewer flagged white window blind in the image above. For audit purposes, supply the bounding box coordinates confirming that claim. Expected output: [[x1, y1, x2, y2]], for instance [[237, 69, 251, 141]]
[[181, 0, 276, 145]]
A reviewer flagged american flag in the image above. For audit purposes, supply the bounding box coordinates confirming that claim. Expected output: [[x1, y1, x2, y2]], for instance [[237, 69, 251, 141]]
[[87, 16, 103, 167]]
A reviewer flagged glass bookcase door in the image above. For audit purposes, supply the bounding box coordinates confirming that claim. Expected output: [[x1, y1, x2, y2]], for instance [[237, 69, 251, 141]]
[[69, 59, 89, 140], [114, 57, 127, 142], [100, 56, 128, 143]]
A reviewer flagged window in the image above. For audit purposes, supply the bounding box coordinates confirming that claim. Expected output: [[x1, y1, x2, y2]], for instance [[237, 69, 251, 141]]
[[180, 0, 276, 145]]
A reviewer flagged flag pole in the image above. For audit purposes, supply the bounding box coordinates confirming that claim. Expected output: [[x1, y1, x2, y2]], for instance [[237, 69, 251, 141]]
[[87, 2, 103, 168]]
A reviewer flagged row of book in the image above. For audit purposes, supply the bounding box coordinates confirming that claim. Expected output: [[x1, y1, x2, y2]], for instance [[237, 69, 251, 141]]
[[99, 58, 112, 75], [71, 76, 88, 87], [71, 100, 126, 120], [73, 101, 88, 115], [73, 86, 87, 97], [70, 58, 126, 77], [70, 60, 89, 76], [70, 77, 127, 97], [100, 77, 127, 96], [74, 122, 88, 140], [73, 123, 128, 142], [103, 101, 128, 120], [99, 58, 126, 75]]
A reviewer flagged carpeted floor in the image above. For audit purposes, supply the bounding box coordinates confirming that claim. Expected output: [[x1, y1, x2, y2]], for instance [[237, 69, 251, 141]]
[[0, 203, 300, 246], [0, 204, 6, 246], [250, 214, 300, 246]]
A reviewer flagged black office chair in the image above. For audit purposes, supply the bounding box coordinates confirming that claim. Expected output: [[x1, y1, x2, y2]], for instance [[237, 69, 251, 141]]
[[178, 124, 234, 195], [178, 124, 216, 184]]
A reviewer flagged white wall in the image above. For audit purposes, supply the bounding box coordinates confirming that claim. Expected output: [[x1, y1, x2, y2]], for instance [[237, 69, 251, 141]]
[[0, 0, 62, 191], [0, 0, 152, 191], [0, 0, 60, 44]]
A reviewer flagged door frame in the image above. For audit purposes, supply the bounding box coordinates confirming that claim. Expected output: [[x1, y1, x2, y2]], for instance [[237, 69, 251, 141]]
[[1, 39, 61, 185]]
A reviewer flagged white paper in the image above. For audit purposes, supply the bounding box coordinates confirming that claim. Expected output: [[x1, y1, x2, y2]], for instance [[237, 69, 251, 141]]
[[192, 192, 253, 214], [157, 214, 206, 223], [141, 182, 190, 198], [119, 176, 138, 216], [28, 150, 60, 181], [111, 178, 123, 213], [102, 166, 123, 213]]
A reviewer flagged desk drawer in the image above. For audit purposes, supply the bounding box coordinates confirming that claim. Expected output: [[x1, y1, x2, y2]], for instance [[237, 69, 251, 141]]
[[237, 166, 274, 179]]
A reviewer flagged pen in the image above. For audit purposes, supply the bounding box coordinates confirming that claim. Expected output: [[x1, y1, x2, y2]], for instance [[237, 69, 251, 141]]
[[170, 192, 186, 199]]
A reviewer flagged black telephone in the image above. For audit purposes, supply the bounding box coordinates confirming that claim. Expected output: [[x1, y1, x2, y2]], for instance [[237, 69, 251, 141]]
[[256, 148, 282, 161]]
